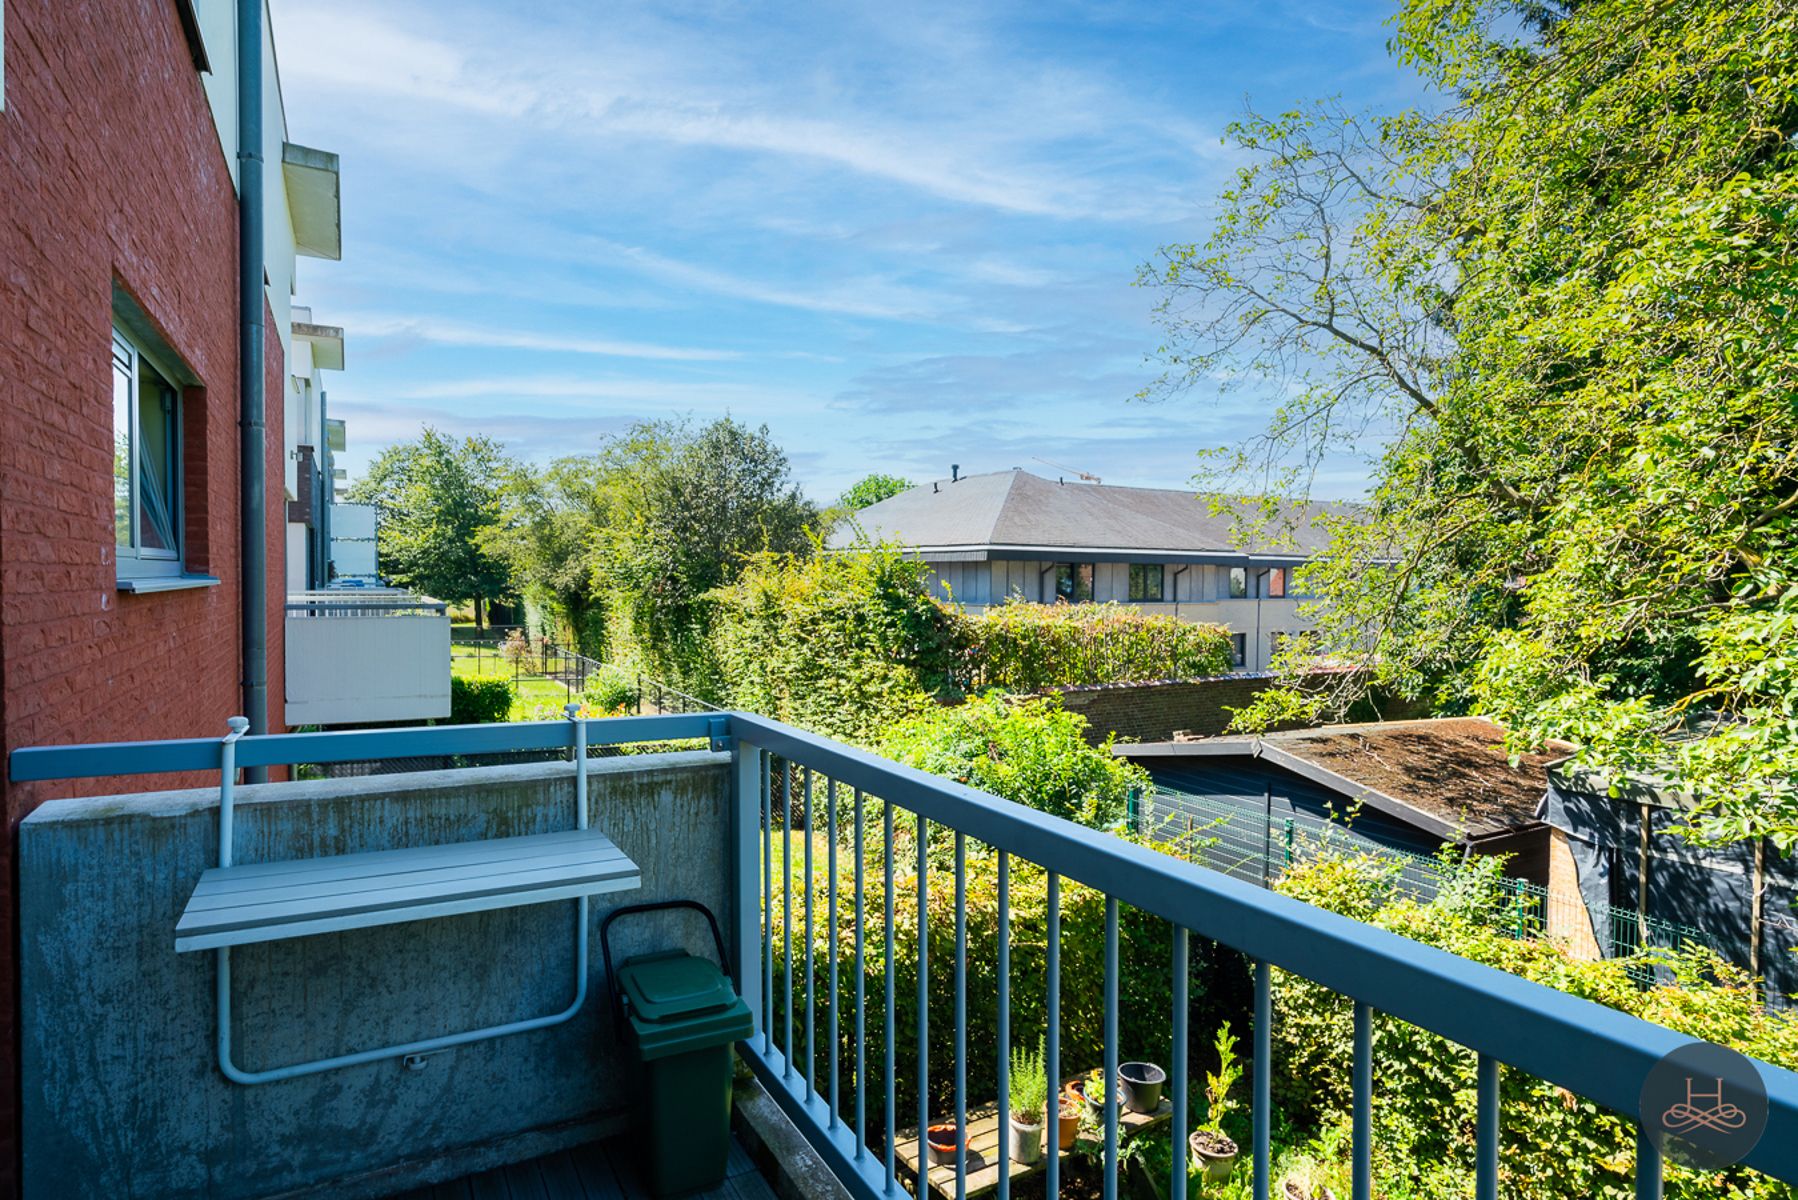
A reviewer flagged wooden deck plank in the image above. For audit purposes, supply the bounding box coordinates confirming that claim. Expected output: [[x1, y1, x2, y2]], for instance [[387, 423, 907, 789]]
[[503, 1160, 552, 1200], [174, 830, 640, 951], [464, 1167, 512, 1200], [894, 1072, 1173, 1200], [569, 1141, 626, 1200], [534, 1149, 588, 1200]]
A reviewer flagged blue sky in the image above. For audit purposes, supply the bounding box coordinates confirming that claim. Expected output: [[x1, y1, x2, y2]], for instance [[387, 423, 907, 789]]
[[270, 0, 1428, 503]]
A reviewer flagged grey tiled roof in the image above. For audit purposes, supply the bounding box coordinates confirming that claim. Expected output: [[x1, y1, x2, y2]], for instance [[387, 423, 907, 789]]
[[829, 469, 1347, 557]]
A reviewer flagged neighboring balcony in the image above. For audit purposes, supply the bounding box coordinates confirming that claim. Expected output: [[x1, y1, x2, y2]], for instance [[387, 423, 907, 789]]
[[283, 590, 451, 725]]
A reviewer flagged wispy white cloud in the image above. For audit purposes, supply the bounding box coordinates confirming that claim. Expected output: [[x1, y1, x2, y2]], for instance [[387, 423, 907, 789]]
[[346, 314, 739, 361]]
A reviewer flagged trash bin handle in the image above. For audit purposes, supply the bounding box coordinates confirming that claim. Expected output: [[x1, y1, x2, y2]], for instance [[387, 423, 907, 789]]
[[599, 900, 732, 1039]]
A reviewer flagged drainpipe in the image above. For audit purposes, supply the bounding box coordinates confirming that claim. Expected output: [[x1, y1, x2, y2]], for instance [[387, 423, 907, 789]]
[[238, 0, 268, 777]]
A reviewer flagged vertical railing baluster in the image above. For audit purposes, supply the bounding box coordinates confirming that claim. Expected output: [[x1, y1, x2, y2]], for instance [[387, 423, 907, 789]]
[[762, 751, 773, 1055], [1253, 960, 1270, 1200], [884, 801, 897, 1195], [783, 761, 794, 1078], [954, 833, 968, 1200], [918, 814, 930, 1180], [828, 778, 840, 1127], [1352, 1002, 1372, 1200], [996, 851, 1011, 1200], [855, 789, 867, 1161], [805, 769, 816, 1101], [1103, 898, 1119, 1200], [1635, 1125, 1662, 1200], [1171, 926, 1188, 1200], [1046, 872, 1062, 1200], [1476, 1053, 1499, 1200]]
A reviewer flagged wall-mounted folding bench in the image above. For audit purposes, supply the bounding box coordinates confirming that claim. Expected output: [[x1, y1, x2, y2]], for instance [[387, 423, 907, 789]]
[[175, 707, 641, 1085]]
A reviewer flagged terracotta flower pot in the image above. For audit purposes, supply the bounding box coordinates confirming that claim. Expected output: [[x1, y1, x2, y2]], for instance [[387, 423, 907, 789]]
[[1056, 1093, 1082, 1150]]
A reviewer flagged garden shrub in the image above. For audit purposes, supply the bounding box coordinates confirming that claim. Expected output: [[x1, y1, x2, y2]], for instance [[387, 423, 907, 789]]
[[447, 675, 515, 724], [582, 665, 639, 715], [765, 821, 1247, 1148], [958, 602, 1234, 692], [1272, 852, 1798, 1199], [878, 692, 1149, 830]]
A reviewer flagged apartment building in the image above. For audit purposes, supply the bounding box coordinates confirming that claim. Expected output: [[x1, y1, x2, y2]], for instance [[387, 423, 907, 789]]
[[832, 468, 1347, 671]]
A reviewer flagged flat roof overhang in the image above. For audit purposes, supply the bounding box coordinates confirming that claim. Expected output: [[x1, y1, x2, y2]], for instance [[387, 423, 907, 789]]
[[282, 143, 342, 261], [292, 321, 345, 371]]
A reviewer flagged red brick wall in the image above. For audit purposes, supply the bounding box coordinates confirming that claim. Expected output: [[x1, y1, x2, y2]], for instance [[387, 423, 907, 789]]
[[0, 1, 287, 1186]]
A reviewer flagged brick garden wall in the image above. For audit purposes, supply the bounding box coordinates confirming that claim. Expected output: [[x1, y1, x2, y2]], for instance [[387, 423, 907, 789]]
[[0, 2, 287, 1186]]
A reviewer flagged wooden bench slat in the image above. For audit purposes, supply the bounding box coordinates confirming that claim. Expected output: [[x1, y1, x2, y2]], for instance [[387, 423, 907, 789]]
[[184, 842, 631, 914], [174, 829, 640, 953], [191, 829, 614, 892]]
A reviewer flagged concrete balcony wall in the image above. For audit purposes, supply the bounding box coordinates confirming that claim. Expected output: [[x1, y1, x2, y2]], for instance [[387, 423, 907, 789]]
[[18, 752, 732, 1199], [284, 608, 452, 724]]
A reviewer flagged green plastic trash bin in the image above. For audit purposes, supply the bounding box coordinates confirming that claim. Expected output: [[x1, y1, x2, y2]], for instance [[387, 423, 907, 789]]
[[604, 902, 754, 1197]]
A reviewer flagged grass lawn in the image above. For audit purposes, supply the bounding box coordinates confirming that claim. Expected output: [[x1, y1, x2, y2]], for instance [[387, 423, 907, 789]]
[[450, 644, 580, 721]]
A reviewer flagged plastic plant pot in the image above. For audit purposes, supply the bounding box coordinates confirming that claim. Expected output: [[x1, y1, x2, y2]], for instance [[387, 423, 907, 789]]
[[1118, 1062, 1167, 1113], [1189, 1128, 1241, 1183], [1007, 1113, 1045, 1165], [926, 1123, 962, 1168]]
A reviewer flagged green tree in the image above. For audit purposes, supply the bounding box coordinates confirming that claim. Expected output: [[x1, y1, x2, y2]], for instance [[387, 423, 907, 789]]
[[347, 428, 515, 628], [482, 456, 617, 656], [838, 472, 913, 510], [599, 417, 818, 696], [1141, 0, 1798, 847]]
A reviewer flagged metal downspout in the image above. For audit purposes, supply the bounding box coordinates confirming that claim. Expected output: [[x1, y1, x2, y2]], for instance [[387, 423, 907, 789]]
[[238, 0, 268, 776]]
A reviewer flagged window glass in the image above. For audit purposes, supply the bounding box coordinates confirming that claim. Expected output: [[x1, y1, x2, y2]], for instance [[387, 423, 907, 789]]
[[137, 364, 178, 553], [1228, 567, 1247, 598], [1230, 633, 1247, 667], [1054, 562, 1094, 603], [1268, 568, 1286, 598], [112, 341, 133, 548], [111, 324, 184, 575], [1128, 563, 1164, 602]]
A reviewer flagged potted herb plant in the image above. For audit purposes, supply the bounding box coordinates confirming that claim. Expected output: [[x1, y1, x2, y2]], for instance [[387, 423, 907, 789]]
[[1007, 1040, 1049, 1165], [1188, 1024, 1242, 1183], [1118, 1061, 1167, 1113], [926, 1122, 962, 1168]]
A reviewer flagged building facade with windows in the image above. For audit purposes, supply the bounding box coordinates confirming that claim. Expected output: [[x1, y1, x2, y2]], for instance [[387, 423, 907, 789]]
[[0, 3, 338, 1182], [831, 468, 1346, 671]]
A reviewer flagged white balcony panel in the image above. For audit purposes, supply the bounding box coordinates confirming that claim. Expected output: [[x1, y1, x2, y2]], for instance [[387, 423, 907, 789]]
[[285, 610, 451, 725]]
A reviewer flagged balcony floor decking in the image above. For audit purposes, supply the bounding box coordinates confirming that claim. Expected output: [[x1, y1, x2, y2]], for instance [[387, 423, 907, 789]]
[[390, 1135, 772, 1200]]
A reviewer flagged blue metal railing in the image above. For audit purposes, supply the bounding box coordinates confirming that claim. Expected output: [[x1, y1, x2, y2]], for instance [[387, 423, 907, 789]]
[[12, 712, 1798, 1199]]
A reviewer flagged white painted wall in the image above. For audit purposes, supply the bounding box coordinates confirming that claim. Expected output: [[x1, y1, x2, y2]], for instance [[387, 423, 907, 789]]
[[285, 613, 451, 725]]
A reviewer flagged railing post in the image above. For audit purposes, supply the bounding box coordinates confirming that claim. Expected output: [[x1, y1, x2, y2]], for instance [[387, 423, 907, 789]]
[[566, 704, 588, 830], [730, 729, 763, 1029], [218, 716, 249, 869]]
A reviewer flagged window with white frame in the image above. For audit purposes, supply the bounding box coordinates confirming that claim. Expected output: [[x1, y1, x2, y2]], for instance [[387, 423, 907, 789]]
[[112, 326, 185, 579]]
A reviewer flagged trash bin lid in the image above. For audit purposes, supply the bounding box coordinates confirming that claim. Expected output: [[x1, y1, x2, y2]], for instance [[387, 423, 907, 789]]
[[618, 950, 737, 1023], [617, 951, 754, 1061]]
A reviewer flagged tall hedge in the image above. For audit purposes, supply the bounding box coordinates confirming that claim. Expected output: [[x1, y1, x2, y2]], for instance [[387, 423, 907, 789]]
[[959, 602, 1234, 693]]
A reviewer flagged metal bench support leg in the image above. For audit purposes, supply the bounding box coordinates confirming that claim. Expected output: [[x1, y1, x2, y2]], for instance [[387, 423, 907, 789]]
[[210, 710, 599, 1085]]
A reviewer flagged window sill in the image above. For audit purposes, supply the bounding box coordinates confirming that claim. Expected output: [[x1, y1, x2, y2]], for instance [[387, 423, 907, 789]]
[[117, 574, 221, 595]]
